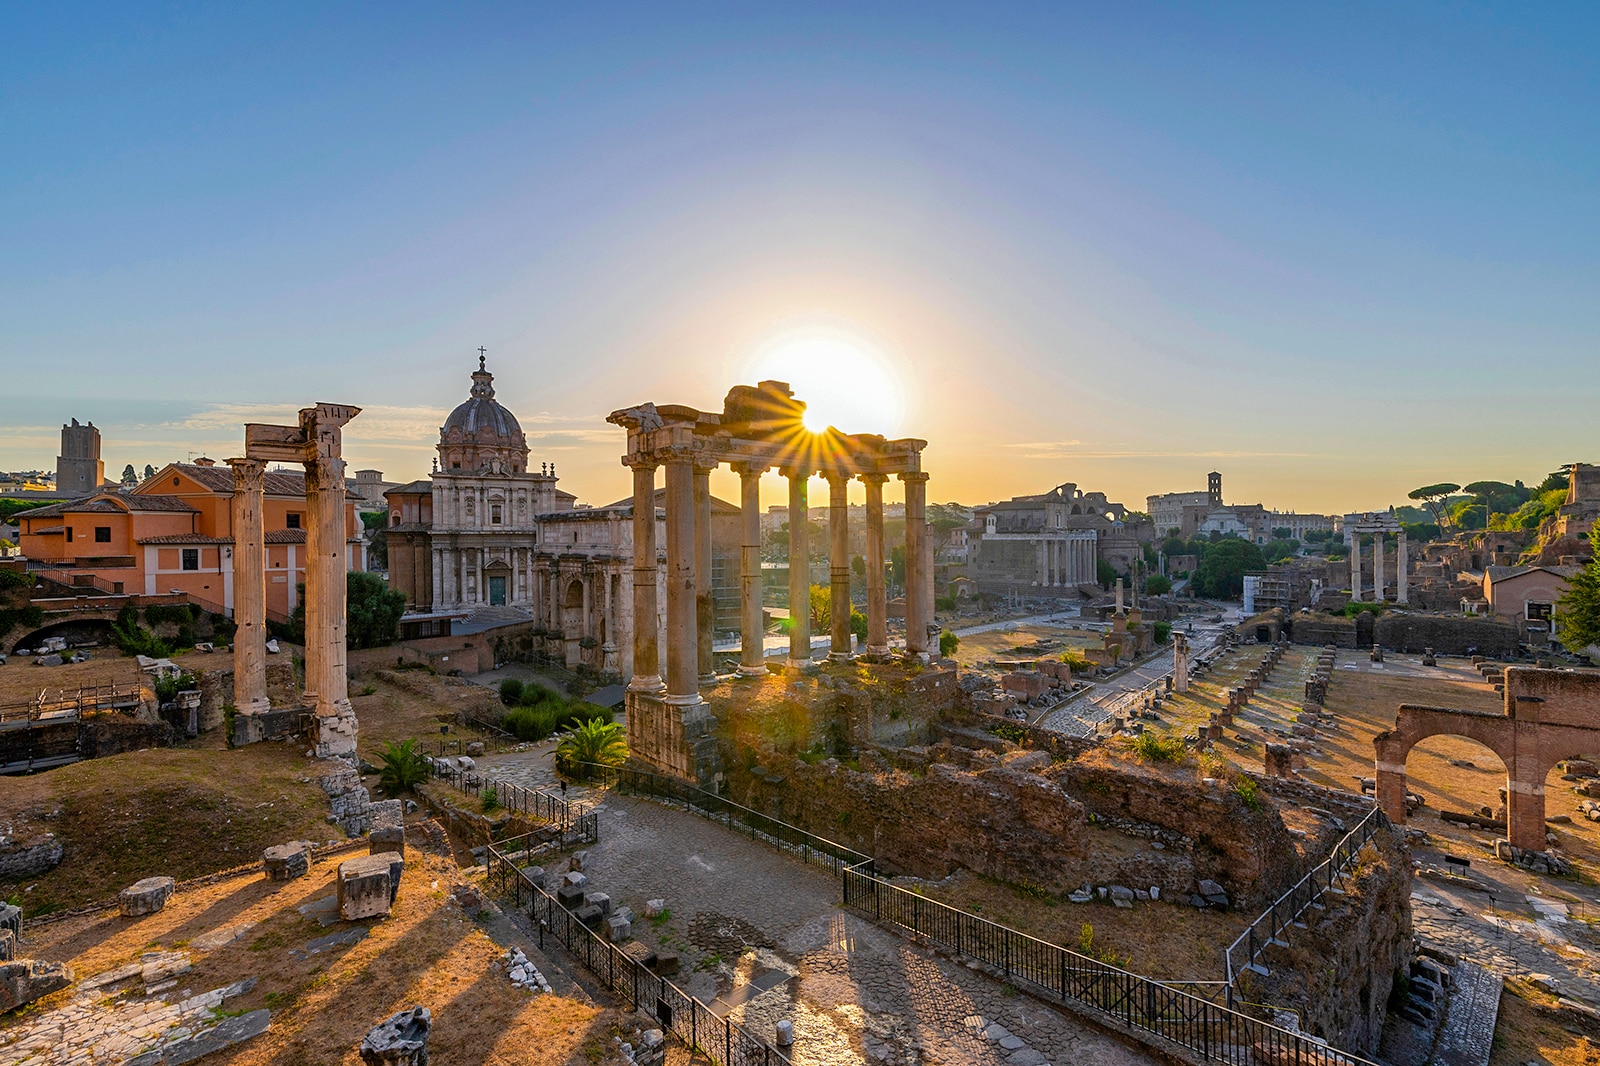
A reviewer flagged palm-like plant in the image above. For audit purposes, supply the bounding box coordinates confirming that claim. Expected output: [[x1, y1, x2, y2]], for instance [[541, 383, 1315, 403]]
[[375, 738, 429, 797], [555, 719, 627, 778]]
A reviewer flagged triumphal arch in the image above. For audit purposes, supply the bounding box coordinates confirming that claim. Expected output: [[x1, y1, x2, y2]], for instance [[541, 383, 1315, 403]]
[[229, 402, 362, 757], [608, 381, 930, 784]]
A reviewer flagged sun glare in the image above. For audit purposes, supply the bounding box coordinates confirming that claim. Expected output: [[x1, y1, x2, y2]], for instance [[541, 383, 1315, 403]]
[[746, 330, 907, 436]]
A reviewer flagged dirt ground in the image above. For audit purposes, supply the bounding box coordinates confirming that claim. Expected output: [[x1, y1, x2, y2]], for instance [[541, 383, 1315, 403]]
[[949, 624, 1103, 669], [2, 843, 631, 1065]]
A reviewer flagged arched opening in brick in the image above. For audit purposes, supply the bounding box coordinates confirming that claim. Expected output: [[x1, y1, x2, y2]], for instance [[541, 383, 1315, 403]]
[[1404, 734, 1507, 824]]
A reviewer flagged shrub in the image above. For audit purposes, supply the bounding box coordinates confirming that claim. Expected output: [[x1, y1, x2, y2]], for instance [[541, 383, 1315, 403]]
[[939, 629, 960, 657], [153, 671, 197, 704], [1129, 732, 1187, 763], [1144, 575, 1172, 596], [0, 568, 35, 591], [1061, 651, 1092, 673], [503, 705, 561, 742], [1343, 602, 1385, 618], [375, 738, 429, 797], [1234, 777, 1262, 812], [1152, 621, 1172, 644], [480, 784, 501, 813], [112, 605, 174, 659], [555, 718, 628, 777], [499, 678, 525, 706]]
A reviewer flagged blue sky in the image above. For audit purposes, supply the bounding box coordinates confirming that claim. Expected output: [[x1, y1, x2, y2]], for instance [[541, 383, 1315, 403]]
[[2, 3, 1594, 512]]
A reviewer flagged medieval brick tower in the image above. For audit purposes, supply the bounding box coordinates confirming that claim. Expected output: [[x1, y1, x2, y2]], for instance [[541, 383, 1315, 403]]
[[56, 418, 104, 496]]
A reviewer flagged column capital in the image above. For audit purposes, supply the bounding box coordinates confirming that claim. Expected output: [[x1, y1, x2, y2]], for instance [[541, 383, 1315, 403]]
[[731, 461, 768, 478], [226, 455, 267, 476], [898, 471, 930, 484], [623, 456, 659, 473], [823, 470, 852, 488], [858, 472, 890, 485], [779, 466, 811, 480], [692, 455, 719, 475]]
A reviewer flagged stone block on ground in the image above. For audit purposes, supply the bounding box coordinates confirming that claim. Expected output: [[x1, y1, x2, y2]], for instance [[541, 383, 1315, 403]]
[[605, 915, 632, 942], [650, 952, 679, 976], [360, 1005, 431, 1066], [575, 904, 604, 929], [263, 842, 311, 881], [643, 898, 666, 918], [119, 876, 176, 917], [368, 799, 404, 831], [0, 959, 73, 1013], [370, 825, 406, 856], [338, 854, 397, 920], [582, 891, 611, 917]]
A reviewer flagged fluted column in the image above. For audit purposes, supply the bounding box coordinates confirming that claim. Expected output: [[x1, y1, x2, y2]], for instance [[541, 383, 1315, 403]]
[[862, 474, 889, 657], [1397, 531, 1409, 604], [827, 473, 852, 660], [1374, 533, 1385, 604], [227, 457, 270, 715], [304, 453, 351, 717], [785, 468, 811, 668], [663, 455, 701, 705], [735, 463, 767, 677], [902, 472, 929, 657], [1350, 534, 1362, 600], [694, 460, 716, 684], [628, 462, 663, 692]]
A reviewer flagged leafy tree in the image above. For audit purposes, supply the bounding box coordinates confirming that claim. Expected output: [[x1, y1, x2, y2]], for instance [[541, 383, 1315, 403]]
[[144, 464, 156, 480], [555, 718, 628, 777], [375, 738, 428, 797], [889, 545, 906, 590], [365, 527, 388, 570], [1408, 483, 1460, 528], [499, 678, 525, 705], [1556, 528, 1600, 653], [1144, 574, 1172, 596], [808, 583, 866, 637], [1096, 559, 1119, 589], [1462, 480, 1530, 517], [851, 554, 866, 578], [1191, 538, 1267, 600], [1271, 527, 1293, 539], [939, 629, 960, 656], [1538, 468, 1571, 494], [121, 464, 137, 483], [347, 571, 406, 649]]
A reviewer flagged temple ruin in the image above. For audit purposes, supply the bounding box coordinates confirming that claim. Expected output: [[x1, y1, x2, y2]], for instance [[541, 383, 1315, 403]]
[[608, 381, 929, 784], [229, 403, 362, 757]]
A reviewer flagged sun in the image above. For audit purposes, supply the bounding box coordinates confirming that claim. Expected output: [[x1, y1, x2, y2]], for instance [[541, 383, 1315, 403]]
[[746, 329, 907, 436]]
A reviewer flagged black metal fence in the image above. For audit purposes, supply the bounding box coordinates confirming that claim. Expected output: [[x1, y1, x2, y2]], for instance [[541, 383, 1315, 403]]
[[426, 758, 592, 836], [576, 762, 872, 876], [488, 836, 791, 1066], [1225, 804, 1389, 993], [842, 867, 1379, 1066]]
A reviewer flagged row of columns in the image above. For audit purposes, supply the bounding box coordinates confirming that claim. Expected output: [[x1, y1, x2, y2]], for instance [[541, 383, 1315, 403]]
[[1349, 530, 1409, 604], [1035, 536, 1095, 587], [628, 458, 929, 706]]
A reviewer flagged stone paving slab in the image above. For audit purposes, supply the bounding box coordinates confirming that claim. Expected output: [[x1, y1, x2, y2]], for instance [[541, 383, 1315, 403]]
[[1429, 960, 1500, 1066]]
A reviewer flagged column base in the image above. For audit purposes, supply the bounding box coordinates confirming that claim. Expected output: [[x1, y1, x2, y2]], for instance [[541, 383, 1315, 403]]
[[788, 658, 818, 674], [736, 664, 769, 678], [866, 644, 890, 658], [698, 672, 720, 687], [628, 674, 666, 695], [313, 702, 359, 759], [663, 691, 706, 710], [828, 650, 852, 662], [238, 697, 272, 716]]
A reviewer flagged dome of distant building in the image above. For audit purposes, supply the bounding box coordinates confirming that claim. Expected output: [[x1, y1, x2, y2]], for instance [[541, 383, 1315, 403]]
[[438, 355, 529, 474]]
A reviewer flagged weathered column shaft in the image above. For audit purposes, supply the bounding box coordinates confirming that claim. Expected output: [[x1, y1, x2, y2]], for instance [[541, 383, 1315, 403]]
[[787, 470, 811, 667], [737, 466, 767, 676], [1350, 534, 1362, 601], [902, 472, 929, 656], [227, 457, 270, 715], [305, 454, 351, 716], [1374, 533, 1386, 604], [664, 458, 699, 700], [1396, 531, 1409, 605], [828, 474, 851, 660], [863, 475, 889, 656], [694, 462, 716, 683]]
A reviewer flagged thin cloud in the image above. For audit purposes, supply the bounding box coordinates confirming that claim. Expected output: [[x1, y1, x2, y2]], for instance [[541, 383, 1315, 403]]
[[1004, 441, 1317, 460]]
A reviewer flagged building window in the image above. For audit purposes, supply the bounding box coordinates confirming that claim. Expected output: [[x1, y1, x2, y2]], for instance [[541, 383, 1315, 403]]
[[491, 503, 502, 525], [181, 548, 200, 571], [66, 527, 74, 543], [286, 513, 302, 529], [94, 526, 111, 543], [1528, 602, 1553, 624]]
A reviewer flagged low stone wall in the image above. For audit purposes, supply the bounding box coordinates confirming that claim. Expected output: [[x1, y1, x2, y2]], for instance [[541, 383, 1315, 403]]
[[1374, 614, 1518, 657], [1251, 827, 1412, 1056]]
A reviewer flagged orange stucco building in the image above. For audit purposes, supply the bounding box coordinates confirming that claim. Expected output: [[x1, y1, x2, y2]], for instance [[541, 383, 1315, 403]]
[[18, 460, 364, 620]]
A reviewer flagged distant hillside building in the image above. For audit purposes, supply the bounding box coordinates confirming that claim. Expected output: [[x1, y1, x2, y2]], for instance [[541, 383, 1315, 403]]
[[1152, 471, 1332, 545], [969, 482, 1152, 599]]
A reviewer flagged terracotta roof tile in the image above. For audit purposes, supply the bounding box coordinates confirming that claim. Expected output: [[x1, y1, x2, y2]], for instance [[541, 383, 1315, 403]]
[[137, 533, 231, 545]]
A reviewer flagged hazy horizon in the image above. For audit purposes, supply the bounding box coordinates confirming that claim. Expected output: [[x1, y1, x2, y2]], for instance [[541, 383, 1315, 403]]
[[4, 5, 1595, 514]]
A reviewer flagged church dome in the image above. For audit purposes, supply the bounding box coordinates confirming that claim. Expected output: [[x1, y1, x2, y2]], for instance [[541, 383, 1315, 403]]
[[437, 355, 530, 474]]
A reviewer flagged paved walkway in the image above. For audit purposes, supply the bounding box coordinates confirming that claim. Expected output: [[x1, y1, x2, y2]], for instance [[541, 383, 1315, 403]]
[[572, 794, 1158, 1066]]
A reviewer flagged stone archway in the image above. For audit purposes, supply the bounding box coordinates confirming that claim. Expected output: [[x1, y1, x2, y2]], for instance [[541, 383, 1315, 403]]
[[1376, 668, 1600, 851], [561, 578, 586, 668]]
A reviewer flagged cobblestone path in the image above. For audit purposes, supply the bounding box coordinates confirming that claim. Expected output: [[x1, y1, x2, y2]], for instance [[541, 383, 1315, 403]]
[[573, 794, 1158, 1066]]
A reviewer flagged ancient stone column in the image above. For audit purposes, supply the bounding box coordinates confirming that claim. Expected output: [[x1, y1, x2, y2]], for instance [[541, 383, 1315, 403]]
[[735, 464, 767, 677], [1035, 540, 1045, 586], [1115, 577, 1125, 615], [693, 459, 716, 684], [785, 468, 811, 668], [827, 473, 852, 661], [1396, 530, 1409, 605], [1174, 633, 1189, 693], [1373, 532, 1385, 604], [227, 457, 270, 716], [663, 455, 700, 703], [862, 474, 889, 657], [902, 472, 930, 657], [1350, 534, 1362, 601], [301, 404, 359, 757]]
